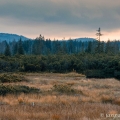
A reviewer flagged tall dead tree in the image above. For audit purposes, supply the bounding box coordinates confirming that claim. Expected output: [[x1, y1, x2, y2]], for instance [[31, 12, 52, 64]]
[[95, 28, 104, 53], [96, 27, 103, 41]]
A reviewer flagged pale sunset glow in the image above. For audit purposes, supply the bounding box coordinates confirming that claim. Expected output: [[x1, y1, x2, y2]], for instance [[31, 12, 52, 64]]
[[0, 0, 120, 41]]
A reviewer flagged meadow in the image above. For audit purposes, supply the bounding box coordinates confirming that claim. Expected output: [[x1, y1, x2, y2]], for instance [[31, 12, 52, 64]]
[[0, 72, 120, 120]]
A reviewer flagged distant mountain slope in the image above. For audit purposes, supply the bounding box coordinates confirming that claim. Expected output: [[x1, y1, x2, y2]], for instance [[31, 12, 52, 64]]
[[0, 33, 97, 43], [0, 33, 30, 42], [73, 38, 96, 42]]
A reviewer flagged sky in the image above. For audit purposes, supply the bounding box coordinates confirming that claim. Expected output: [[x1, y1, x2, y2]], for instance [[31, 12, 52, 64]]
[[0, 0, 120, 41]]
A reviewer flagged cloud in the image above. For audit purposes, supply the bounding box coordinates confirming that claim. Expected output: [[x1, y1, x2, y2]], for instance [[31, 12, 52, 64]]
[[0, 0, 120, 40]]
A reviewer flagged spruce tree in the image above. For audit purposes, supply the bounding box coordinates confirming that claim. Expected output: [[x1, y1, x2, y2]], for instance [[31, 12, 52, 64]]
[[4, 42, 11, 56], [13, 42, 18, 55], [86, 41, 92, 53], [18, 38, 24, 55]]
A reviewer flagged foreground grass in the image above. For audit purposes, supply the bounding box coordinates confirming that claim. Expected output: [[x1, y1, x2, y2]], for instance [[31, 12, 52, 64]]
[[0, 72, 120, 120], [0, 94, 120, 120]]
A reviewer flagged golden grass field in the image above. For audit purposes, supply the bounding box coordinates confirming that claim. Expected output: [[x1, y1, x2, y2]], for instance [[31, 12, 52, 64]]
[[0, 72, 120, 120]]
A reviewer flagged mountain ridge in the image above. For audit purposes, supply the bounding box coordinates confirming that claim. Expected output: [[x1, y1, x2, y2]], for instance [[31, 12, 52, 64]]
[[0, 33, 96, 42], [73, 37, 96, 42], [0, 33, 31, 42]]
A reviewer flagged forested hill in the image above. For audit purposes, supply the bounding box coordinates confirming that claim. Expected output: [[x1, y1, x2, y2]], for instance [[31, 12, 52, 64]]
[[0, 34, 120, 55], [0, 33, 96, 42], [73, 38, 96, 42], [0, 34, 120, 79], [0, 33, 30, 42]]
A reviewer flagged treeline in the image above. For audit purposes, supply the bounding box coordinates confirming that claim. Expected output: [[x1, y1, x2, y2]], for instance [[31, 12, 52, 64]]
[[0, 35, 120, 56], [0, 53, 120, 79], [0, 35, 120, 79]]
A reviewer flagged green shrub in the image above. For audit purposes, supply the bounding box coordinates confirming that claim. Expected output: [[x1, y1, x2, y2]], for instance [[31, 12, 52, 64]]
[[85, 70, 106, 78], [114, 70, 120, 80], [0, 85, 40, 96], [53, 84, 76, 94], [0, 74, 27, 83]]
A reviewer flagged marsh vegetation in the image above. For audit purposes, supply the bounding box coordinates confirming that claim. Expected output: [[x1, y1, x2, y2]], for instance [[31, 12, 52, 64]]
[[0, 72, 119, 120]]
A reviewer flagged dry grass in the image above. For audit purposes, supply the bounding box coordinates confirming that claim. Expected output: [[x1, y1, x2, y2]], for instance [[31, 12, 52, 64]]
[[0, 73, 120, 120]]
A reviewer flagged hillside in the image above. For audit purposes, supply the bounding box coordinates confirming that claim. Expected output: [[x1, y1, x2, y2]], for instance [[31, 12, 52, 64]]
[[0, 33, 97, 43], [73, 37, 96, 42], [0, 33, 30, 42]]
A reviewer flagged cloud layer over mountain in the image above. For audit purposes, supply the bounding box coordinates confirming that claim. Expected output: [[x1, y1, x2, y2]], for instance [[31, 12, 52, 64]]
[[0, 0, 120, 40]]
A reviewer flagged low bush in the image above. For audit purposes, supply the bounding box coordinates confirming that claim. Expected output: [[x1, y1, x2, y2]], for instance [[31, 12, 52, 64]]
[[101, 95, 113, 104], [53, 84, 77, 94], [0, 85, 40, 96], [0, 74, 27, 83], [85, 70, 106, 78]]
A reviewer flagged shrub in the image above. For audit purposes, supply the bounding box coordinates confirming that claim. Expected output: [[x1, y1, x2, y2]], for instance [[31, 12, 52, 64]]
[[101, 95, 113, 104], [53, 84, 77, 94], [114, 70, 120, 80], [0, 74, 27, 83], [85, 70, 106, 78], [0, 85, 40, 96]]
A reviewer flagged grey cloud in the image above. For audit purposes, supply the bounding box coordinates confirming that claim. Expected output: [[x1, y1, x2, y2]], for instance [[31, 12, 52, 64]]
[[0, 0, 120, 39]]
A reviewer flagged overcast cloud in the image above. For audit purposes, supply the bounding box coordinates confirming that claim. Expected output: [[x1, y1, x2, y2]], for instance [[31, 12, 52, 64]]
[[0, 0, 120, 40]]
